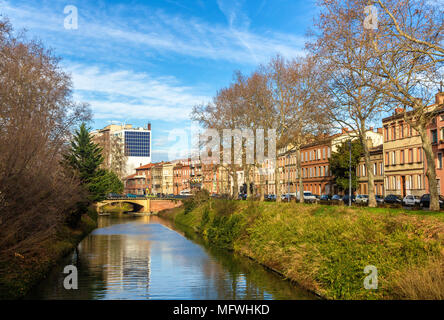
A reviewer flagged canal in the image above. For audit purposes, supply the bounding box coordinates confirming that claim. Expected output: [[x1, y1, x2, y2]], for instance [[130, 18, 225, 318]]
[[28, 215, 315, 300]]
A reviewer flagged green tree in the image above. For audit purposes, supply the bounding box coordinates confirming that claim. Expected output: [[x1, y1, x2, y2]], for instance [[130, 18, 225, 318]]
[[329, 140, 363, 192], [88, 169, 124, 202], [64, 123, 104, 184]]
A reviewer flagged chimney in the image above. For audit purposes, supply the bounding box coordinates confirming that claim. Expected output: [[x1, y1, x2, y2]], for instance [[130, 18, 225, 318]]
[[436, 92, 444, 106], [395, 107, 405, 114], [341, 128, 349, 134], [377, 127, 383, 134], [148, 123, 151, 130], [369, 127, 374, 132]]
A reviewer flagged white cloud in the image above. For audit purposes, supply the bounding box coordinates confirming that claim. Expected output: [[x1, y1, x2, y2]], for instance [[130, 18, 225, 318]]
[[68, 65, 210, 121], [0, 0, 307, 64]]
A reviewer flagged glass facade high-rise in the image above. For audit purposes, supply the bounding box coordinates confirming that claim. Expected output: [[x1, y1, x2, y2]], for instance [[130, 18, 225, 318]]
[[124, 131, 151, 157], [91, 123, 152, 176]]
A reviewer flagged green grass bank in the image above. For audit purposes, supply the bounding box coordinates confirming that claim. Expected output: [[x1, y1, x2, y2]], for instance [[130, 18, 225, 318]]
[[0, 208, 98, 299], [160, 200, 444, 300]]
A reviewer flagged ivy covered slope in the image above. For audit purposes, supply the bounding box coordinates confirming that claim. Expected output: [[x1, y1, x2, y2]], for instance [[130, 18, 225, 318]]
[[162, 199, 444, 300]]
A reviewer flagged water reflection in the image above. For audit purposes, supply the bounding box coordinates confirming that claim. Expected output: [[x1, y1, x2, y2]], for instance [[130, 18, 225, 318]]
[[28, 214, 314, 300]]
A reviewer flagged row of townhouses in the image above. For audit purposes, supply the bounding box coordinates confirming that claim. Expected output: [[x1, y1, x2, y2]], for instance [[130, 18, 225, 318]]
[[124, 92, 444, 198]]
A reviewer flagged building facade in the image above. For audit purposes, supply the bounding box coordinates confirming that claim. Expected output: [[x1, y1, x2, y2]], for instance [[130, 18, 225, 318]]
[[92, 123, 152, 176], [357, 144, 384, 196], [382, 109, 426, 197]]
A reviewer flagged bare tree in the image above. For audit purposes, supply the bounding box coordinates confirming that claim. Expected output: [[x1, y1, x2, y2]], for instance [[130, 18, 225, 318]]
[[368, 0, 444, 210], [264, 55, 330, 202], [109, 134, 127, 180], [311, 1, 389, 207], [0, 18, 90, 260]]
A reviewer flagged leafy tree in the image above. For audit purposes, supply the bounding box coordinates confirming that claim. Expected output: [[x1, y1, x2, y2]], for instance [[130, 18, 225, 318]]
[[64, 123, 104, 184], [64, 123, 123, 202], [88, 169, 124, 202], [330, 140, 363, 192]]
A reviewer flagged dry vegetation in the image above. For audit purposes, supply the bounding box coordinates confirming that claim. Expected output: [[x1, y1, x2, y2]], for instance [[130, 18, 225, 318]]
[[163, 199, 444, 300], [0, 18, 94, 298]]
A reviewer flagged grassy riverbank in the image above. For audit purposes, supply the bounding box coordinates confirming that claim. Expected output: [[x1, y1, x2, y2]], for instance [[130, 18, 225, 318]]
[[160, 200, 444, 300], [0, 208, 98, 299]]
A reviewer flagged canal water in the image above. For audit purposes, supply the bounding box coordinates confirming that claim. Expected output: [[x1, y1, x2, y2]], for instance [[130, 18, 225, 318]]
[[27, 215, 314, 300]]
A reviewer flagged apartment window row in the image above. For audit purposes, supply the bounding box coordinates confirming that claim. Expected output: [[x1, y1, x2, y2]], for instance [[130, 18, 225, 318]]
[[301, 147, 331, 163], [385, 147, 423, 166], [385, 174, 424, 191], [302, 165, 330, 178], [384, 122, 418, 142], [357, 161, 384, 177]]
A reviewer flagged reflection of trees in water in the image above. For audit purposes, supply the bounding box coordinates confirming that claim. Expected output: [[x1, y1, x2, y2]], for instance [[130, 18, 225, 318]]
[[174, 222, 314, 300], [29, 215, 313, 300], [80, 233, 151, 299]]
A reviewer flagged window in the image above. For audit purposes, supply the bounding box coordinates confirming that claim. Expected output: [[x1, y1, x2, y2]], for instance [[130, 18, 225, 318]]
[[323, 148, 326, 159], [384, 127, 389, 141], [392, 151, 396, 165], [409, 148, 413, 163], [379, 162, 383, 175], [417, 148, 423, 162], [373, 163, 377, 176], [432, 129, 438, 144], [441, 128, 444, 141], [385, 152, 389, 165], [438, 153, 443, 169], [400, 150, 405, 164], [392, 126, 396, 140], [400, 123, 404, 138], [327, 147, 331, 158]]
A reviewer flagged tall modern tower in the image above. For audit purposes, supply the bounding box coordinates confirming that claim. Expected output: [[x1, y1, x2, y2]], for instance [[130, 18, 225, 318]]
[[92, 123, 152, 176]]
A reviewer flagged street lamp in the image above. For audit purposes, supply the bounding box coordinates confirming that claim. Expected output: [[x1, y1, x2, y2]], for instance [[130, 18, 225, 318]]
[[287, 153, 291, 202]]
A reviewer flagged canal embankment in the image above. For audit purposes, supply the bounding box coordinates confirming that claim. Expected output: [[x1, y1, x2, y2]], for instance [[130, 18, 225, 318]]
[[0, 207, 98, 299], [159, 199, 444, 300]]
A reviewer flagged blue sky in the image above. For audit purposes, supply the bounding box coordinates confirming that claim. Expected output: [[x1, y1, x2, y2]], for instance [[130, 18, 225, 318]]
[[0, 0, 318, 161]]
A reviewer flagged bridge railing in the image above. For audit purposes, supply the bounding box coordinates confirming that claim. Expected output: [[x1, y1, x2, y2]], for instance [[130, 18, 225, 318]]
[[104, 196, 190, 201]]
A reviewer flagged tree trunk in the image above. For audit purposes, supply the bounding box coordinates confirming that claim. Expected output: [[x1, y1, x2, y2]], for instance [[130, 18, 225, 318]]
[[296, 147, 304, 203], [420, 129, 439, 211], [361, 126, 376, 207], [259, 166, 265, 201], [245, 165, 251, 199], [275, 160, 282, 202]]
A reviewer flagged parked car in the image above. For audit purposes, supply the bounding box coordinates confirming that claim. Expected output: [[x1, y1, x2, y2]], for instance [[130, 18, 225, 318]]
[[281, 193, 296, 201], [403, 195, 421, 206], [384, 194, 402, 204], [419, 194, 444, 209], [238, 193, 247, 200], [375, 195, 385, 204], [297, 191, 318, 203], [320, 194, 331, 201], [331, 194, 342, 202], [355, 194, 369, 204], [266, 194, 276, 201], [342, 194, 356, 204], [126, 193, 139, 198], [107, 193, 123, 199]]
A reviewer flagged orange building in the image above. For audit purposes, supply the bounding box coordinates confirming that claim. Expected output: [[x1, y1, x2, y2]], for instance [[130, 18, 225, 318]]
[[426, 92, 444, 194]]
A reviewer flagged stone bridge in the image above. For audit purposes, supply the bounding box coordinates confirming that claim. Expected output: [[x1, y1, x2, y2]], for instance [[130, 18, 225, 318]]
[[96, 197, 183, 214]]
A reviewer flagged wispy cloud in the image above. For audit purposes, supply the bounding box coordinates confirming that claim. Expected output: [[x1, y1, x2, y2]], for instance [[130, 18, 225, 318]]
[[68, 65, 210, 121], [0, 0, 306, 64]]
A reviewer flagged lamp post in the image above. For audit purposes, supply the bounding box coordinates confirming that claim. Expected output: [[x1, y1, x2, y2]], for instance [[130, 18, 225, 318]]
[[349, 140, 352, 207], [287, 153, 290, 202]]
